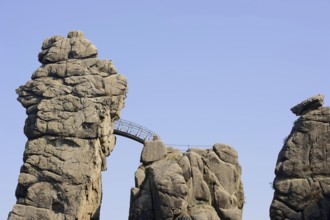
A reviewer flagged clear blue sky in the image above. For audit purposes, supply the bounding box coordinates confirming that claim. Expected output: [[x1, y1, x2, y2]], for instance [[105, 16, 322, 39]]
[[1, 1, 329, 219]]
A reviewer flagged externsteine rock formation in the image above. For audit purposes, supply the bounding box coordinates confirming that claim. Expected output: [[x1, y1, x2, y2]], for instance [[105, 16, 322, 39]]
[[129, 139, 244, 220], [8, 31, 127, 220], [270, 94, 330, 219]]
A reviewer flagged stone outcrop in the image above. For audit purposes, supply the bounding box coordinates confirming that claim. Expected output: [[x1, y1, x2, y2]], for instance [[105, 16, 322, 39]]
[[129, 141, 244, 220], [270, 94, 330, 219], [8, 31, 127, 220], [290, 94, 324, 116]]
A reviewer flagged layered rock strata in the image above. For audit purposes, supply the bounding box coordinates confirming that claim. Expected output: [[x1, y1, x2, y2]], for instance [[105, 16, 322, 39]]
[[270, 94, 330, 219], [129, 140, 244, 220], [8, 31, 127, 220]]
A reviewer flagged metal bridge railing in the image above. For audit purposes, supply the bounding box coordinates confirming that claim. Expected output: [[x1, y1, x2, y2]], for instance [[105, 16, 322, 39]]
[[114, 119, 159, 144]]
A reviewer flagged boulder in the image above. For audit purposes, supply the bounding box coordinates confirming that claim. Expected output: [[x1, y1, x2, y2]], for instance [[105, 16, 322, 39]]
[[290, 94, 324, 116], [140, 140, 167, 164]]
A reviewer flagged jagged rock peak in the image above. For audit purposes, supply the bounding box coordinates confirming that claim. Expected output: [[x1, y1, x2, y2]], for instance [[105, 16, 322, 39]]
[[38, 30, 98, 64], [290, 94, 324, 116]]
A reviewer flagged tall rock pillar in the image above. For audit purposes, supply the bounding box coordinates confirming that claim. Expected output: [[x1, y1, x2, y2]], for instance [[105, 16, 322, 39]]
[[8, 31, 127, 220], [270, 94, 330, 219]]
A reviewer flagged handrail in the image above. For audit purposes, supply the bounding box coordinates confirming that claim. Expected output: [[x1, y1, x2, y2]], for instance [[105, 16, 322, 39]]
[[113, 119, 159, 144]]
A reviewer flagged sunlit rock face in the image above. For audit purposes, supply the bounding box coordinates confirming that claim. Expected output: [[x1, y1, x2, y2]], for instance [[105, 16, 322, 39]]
[[8, 31, 127, 220], [270, 94, 330, 220], [129, 140, 244, 220]]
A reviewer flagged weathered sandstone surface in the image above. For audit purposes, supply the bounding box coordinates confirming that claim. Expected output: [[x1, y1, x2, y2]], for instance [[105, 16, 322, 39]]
[[8, 31, 127, 220], [270, 94, 330, 219], [129, 140, 244, 220], [9, 30, 244, 220]]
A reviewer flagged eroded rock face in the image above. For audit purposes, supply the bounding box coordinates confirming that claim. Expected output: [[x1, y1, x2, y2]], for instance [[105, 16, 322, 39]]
[[8, 31, 127, 220], [270, 94, 330, 220], [129, 141, 244, 220]]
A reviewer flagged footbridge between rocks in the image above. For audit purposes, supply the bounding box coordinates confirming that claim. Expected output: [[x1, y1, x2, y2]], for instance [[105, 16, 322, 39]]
[[114, 119, 159, 144]]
